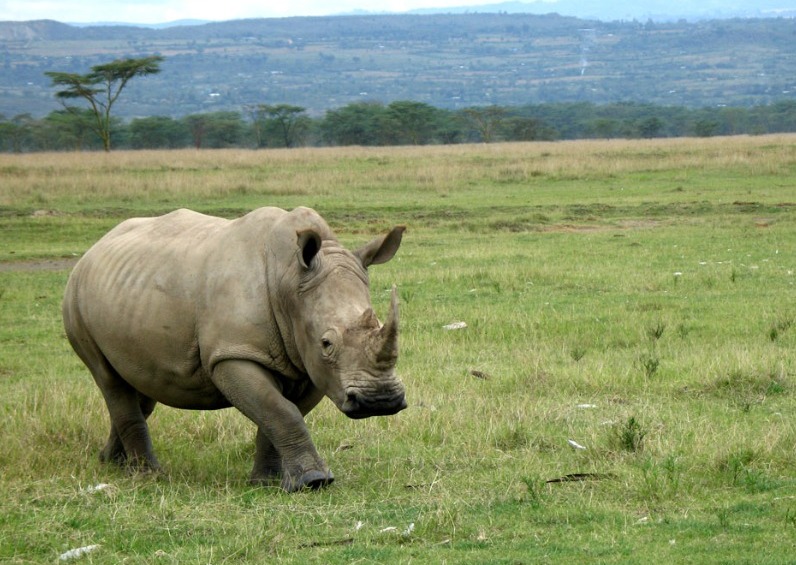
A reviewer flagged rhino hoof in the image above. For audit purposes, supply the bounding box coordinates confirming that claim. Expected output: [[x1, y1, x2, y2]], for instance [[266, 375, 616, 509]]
[[99, 448, 127, 466], [282, 470, 335, 492], [124, 460, 162, 477]]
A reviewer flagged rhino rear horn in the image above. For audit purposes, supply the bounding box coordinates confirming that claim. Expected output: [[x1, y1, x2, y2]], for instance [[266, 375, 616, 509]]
[[358, 307, 380, 330], [355, 226, 405, 268]]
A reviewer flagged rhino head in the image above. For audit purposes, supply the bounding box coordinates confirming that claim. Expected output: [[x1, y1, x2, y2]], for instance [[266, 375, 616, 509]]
[[283, 223, 407, 419]]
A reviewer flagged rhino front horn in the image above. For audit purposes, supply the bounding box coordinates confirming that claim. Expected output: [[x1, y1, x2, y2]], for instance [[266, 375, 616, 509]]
[[373, 286, 399, 364]]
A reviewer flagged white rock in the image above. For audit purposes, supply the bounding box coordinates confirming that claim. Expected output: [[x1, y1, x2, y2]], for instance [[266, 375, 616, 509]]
[[59, 545, 100, 561], [82, 483, 111, 494], [567, 439, 586, 450]]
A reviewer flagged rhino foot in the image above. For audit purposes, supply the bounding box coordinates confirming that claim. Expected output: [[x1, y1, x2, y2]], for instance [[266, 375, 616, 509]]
[[100, 447, 161, 475], [281, 469, 335, 492], [99, 443, 127, 466], [248, 470, 281, 488]]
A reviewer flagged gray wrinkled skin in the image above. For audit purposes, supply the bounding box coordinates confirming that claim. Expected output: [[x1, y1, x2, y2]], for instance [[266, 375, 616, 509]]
[[62, 206, 406, 491]]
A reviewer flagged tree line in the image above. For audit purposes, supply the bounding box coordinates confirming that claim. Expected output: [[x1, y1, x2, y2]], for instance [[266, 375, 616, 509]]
[[3, 99, 796, 152], [1, 55, 794, 152]]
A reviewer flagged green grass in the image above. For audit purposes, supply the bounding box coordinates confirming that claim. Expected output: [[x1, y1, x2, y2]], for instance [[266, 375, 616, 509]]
[[1, 136, 795, 563]]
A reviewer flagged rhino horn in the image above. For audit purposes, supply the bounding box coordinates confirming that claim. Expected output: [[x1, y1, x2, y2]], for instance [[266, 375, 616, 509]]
[[358, 307, 380, 330], [370, 286, 399, 365]]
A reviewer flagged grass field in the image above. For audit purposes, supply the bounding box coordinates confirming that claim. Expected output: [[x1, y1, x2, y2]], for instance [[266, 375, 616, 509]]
[[1, 136, 795, 563]]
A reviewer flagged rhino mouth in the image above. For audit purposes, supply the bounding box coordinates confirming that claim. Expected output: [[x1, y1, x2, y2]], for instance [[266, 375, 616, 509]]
[[341, 390, 407, 419]]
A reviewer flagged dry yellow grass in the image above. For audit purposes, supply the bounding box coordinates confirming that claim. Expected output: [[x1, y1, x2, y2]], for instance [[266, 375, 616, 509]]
[[2, 135, 794, 209]]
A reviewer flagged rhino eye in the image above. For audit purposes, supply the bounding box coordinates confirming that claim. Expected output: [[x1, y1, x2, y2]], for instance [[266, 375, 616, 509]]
[[321, 336, 336, 356], [321, 330, 338, 357]]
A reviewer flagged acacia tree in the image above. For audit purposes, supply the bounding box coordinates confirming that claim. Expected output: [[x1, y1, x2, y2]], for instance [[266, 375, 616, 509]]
[[45, 55, 164, 151], [460, 106, 507, 143], [43, 109, 100, 151], [183, 112, 245, 149], [385, 101, 439, 145], [321, 102, 389, 146], [255, 104, 308, 148], [0, 113, 35, 152]]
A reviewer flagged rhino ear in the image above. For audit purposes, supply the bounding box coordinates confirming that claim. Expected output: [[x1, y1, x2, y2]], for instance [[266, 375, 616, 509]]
[[354, 226, 405, 268], [297, 229, 322, 269]]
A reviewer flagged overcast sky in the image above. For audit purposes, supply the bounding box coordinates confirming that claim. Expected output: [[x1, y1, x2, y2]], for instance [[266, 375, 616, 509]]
[[0, 0, 534, 23]]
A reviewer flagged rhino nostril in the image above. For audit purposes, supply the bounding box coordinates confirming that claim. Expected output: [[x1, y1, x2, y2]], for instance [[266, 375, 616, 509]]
[[341, 388, 406, 419], [343, 391, 360, 412]]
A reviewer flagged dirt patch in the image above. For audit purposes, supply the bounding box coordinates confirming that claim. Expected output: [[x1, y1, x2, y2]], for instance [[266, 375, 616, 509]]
[[0, 257, 79, 273], [540, 219, 660, 233], [31, 209, 63, 217], [539, 224, 607, 233]]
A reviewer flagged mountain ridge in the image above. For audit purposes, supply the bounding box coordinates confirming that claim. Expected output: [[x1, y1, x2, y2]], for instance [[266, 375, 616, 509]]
[[407, 0, 795, 21], [1, 13, 793, 119], [4, 0, 793, 27]]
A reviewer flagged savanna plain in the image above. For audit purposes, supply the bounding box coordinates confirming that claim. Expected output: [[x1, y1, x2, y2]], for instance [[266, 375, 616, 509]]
[[1, 136, 795, 563]]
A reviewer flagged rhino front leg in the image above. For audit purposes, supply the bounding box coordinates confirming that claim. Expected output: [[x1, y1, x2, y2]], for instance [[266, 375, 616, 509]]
[[249, 433, 334, 490], [248, 429, 282, 484], [249, 383, 330, 488], [211, 359, 332, 492]]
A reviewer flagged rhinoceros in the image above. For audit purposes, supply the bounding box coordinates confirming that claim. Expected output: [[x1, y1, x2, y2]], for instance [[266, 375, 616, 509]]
[[62, 206, 407, 491]]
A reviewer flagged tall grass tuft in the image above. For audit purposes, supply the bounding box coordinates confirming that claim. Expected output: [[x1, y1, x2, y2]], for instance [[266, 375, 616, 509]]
[[610, 416, 648, 453]]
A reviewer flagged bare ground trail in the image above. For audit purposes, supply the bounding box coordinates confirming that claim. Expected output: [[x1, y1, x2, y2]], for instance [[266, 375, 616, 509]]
[[0, 258, 79, 273]]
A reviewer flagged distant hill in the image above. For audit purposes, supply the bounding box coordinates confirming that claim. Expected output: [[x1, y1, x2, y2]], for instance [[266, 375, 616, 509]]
[[1, 13, 794, 119], [67, 19, 211, 29], [407, 0, 796, 21]]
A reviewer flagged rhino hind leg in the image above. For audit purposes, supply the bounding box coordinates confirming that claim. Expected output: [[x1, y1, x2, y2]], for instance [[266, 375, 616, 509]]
[[76, 342, 160, 472], [99, 394, 159, 472], [64, 300, 160, 473], [99, 424, 126, 465]]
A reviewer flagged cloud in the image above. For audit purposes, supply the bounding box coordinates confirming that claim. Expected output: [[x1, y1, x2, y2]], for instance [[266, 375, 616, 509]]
[[2, 0, 183, 23]]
